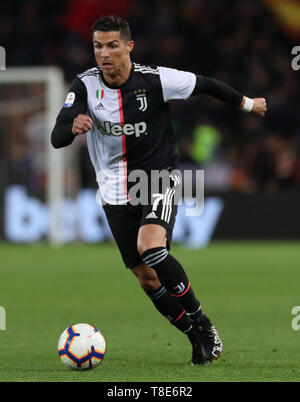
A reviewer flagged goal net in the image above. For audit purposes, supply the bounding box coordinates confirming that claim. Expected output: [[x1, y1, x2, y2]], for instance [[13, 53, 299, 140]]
[[0, 67, 66, 244]]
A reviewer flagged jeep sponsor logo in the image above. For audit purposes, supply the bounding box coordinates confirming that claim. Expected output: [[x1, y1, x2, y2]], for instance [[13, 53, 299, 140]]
[[100, 121, 147, 137]]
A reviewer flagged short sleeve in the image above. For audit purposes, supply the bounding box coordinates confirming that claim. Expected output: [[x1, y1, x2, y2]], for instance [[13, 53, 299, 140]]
[[158, 66, 196, 102]]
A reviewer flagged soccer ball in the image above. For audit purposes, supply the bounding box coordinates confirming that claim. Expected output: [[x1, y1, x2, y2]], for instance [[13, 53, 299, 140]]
[[58, 323, 106, 370]]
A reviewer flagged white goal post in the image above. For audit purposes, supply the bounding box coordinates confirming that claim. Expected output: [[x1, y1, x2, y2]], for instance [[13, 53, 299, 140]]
[[0, 67, 66, 244]]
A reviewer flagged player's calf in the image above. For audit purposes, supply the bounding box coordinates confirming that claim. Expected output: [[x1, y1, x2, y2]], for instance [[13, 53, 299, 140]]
[[131, 264, 193, 334]]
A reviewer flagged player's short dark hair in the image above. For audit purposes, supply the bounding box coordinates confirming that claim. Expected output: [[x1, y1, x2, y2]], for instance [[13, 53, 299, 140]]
[[92, 15, 131, 41]]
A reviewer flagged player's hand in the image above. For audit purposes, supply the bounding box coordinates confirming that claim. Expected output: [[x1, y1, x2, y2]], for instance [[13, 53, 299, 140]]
[[251, 98, 267, 117], [72, 114, 93, 135]]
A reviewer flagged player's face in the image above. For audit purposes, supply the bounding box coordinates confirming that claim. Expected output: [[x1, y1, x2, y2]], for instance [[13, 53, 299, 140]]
[[93, 31, 134, 77]]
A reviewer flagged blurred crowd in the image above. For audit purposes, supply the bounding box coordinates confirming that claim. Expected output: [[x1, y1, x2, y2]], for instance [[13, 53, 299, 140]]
[[1, 0, 300, 194]]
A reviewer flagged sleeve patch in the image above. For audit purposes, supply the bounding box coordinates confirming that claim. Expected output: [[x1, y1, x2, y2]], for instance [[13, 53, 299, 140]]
[[64, 92, 76, 108]]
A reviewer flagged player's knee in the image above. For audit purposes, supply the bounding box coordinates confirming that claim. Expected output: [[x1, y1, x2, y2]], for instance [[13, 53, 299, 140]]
[[137, 225, 167, 256], [137, 237, 166, 255], [137, 241, 155, 256]]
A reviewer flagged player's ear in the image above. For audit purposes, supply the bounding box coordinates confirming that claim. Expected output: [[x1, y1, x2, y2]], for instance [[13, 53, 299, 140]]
[[127, 40, 134, 54]]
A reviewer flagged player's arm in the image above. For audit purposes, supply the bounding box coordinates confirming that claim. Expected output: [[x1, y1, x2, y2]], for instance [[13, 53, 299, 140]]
[[51, 78, 93, 149], [192, 75, 267, 117], [158, 66, 267, 117]]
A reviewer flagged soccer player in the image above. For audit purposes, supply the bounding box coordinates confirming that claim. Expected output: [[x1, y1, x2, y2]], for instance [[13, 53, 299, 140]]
[[51, 15, 267, 365]]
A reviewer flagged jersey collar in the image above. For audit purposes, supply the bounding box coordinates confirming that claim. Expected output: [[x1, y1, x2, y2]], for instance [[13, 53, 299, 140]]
[[99, 63, 134, 90]]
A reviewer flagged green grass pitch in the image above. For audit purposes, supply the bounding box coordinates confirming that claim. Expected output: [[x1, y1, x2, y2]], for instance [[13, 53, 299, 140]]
[[0, 241, 299, 382]]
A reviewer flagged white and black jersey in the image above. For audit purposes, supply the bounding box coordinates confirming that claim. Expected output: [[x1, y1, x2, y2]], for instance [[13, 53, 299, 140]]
[[51, 62, 243, 204]]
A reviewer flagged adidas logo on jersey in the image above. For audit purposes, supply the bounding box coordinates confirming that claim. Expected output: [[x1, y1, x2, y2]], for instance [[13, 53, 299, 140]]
[[95, 102, 105, 110], [100, 121, 147, 137], [145, 212, 157, 219]]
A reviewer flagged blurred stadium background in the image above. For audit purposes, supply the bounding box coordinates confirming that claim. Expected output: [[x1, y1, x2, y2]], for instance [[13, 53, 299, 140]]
[[1, 0, 300, 246]]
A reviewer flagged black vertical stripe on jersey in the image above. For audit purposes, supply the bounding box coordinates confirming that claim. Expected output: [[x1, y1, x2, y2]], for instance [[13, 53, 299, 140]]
[[119, 69, 178, 176]]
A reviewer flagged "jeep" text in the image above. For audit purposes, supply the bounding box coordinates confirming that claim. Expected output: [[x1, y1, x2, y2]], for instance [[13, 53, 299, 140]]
[[101, 121, 147, 137]]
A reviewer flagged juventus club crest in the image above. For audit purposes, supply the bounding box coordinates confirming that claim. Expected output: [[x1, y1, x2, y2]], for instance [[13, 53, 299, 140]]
[[134, 89, 148, 112]]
